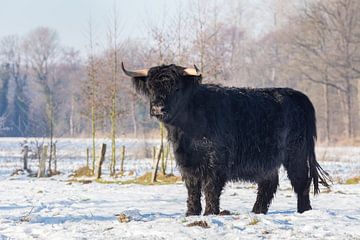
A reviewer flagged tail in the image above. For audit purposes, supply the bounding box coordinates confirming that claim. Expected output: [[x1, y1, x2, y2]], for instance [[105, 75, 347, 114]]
[[301, 94, 332, 194]]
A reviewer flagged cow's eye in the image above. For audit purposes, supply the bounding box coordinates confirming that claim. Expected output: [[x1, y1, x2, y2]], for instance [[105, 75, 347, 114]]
[[175, 87, 180, 92]]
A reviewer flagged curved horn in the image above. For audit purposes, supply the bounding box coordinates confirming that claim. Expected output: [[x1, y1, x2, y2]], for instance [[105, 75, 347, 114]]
[[121, 62, 149, 77], [194, 64, 200, 73], [184, 65, 201, 76]]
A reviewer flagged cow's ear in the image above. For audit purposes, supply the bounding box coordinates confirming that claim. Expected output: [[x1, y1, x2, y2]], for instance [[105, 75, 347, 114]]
[[181, 75, 202, 87], [132, 77, 149, 96], [195, 75, 202, 84]]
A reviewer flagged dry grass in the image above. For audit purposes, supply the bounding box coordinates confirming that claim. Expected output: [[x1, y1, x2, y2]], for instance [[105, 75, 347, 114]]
[[345, 176, 360, 184], [116, 213, 130, 223], [248, 216, 260, 225], [114, 170, 135, 178], [94, 172, 182, 185], [186, 220, 210, 228], [67, 179, 93, 184], [134, 172, 182, 184], [11, 169, 26, 176], [321, 137, 360, 146], [68, 169, 181, 185], [321, 188, 332, 193], [70, 166, 93, 178], [20, 207, 34, 222]]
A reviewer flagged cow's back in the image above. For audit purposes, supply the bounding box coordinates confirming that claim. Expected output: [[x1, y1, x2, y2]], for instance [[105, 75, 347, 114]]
[[191, 86, 312, 182]]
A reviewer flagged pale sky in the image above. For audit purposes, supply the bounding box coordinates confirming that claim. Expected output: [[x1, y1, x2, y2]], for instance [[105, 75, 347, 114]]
[[0, 0, 181, 53], [0, 0, 275, 56]]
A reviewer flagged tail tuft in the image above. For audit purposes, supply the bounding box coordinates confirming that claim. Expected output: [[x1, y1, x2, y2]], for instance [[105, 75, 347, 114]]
[[309, 151, 332, 194]]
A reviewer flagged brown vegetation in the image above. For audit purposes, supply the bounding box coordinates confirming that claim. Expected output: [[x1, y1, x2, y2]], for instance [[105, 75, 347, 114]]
[[345, 176, 360, 184], [70, 166, 93, 178], [1, 0, 360, 145], [135, 172, 182, 185], [186, 220, 210, 228]]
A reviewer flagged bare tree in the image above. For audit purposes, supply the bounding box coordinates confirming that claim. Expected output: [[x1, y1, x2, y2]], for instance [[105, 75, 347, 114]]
[[23, 27, 59, 175], [105, 5, 123, 176], [0, 35, 29, 136], [82, 18, 102, 174], [289, 0, 360, 140]]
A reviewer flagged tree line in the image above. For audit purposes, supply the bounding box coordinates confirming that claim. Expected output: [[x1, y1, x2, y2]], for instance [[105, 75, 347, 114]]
[[0, 0, 360, 144]]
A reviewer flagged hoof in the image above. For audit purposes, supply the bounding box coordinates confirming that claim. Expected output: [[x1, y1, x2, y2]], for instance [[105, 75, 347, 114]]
[[186, 211, 201, 217], [203, 209, 220, 216], [252, 206, 268, 214], [219, 210, 231, 215], [298, 206, 312, 213]]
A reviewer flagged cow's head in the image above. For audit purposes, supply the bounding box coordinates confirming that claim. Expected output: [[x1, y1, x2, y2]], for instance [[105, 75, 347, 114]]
[[122, 63, 201, 123]]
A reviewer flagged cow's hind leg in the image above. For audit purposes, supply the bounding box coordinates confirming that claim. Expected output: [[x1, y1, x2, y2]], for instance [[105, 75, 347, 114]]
[[252, 172, 279, 214], [284, 151, 312, 213]]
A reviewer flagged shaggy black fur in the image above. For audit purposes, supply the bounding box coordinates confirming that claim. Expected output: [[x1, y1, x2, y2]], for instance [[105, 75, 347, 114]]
[[125, 64, 331, 215]]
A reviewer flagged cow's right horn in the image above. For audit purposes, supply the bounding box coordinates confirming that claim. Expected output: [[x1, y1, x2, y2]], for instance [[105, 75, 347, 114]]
[[121, 62, 149, 77], [184, 65, 201, 76]]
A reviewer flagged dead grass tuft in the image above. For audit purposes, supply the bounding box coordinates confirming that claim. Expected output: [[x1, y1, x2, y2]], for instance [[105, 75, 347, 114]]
[[135, 172, 182, 184], [345, 176, 360, 184], [321, 188, 332, 193], [117, 213, 130, 223], [248, 216, 260, 225], [70, 166, 93, 178], [186, 220, 210, 228]]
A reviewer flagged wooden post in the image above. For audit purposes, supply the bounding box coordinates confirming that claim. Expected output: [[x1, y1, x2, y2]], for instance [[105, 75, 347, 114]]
[[151, 144, 163, 183], [38, 145, 47, 177], [120, 145, 125, 173], [95, 143, 106, 179], [86, 147, 89, 167], [23, 145, 29, 171]]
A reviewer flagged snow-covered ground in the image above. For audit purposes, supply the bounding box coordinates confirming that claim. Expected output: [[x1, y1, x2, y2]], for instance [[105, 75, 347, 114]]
[[0, 138, 359, 239]]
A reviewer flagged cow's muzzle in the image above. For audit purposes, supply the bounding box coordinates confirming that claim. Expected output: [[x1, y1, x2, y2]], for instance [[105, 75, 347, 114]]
[[151, 105, 165, 117]]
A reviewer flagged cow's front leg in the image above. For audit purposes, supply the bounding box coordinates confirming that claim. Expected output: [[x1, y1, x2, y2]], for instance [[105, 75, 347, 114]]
[[184, 177, 202, 216], [203, 175, 226, 215]]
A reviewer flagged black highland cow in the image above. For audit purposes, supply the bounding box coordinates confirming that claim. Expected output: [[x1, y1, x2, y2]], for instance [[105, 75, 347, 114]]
[[122, 63, 331, 215]]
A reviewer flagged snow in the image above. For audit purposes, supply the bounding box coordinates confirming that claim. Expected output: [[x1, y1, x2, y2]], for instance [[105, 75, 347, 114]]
[[0, 138, 360, 239]]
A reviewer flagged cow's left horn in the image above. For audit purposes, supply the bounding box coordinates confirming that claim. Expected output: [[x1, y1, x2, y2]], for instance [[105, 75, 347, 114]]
[[121, 62, 149, 77], [184, 65, 201, 76]]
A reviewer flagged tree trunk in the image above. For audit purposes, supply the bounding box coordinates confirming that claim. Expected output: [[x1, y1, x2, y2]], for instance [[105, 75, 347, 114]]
[[324, 73, 331, 144], [131, 95, 137, 138], [337, 89, 347, 138], [358, 79, 360, 137], [120, 145, 125, 173], [47, 96, 54, 176], [91, 105, 96, 174], [110, 96, 116, 176], [345, 77, 353, 139], [53, 143, 57, 173], [69, 95, 74, 136], [86, 147, 89, 167], [38, 145, 47, 178]]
